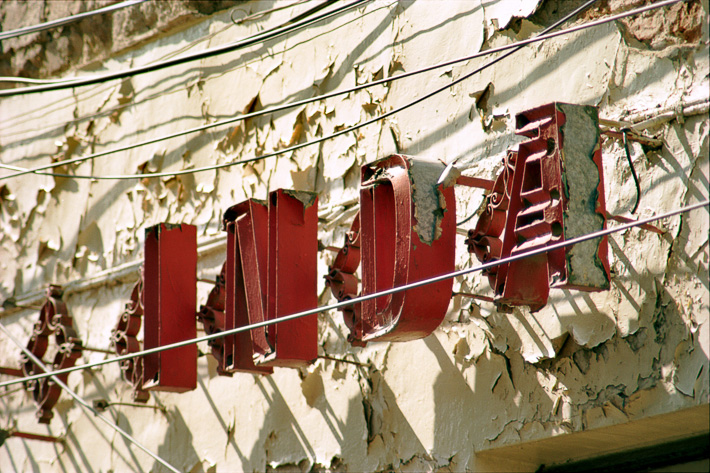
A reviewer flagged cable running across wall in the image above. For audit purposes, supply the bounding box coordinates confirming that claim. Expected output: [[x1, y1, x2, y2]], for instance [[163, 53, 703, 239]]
[[0, 0, 369, 138], [1, 199, 707, 389], [1, 0, 683, 181], [0, 0, 600, 178], [231, 0, 310, 25], [0, 0, 147, 41], [0, 323, 181, 473], [0, 0, 317, 88], [0, 0, 377, 176], [0, 0, 370, 97]]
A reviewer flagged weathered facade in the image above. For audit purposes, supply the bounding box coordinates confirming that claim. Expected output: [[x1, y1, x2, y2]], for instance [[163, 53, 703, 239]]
[[0, 0, 708, 471]]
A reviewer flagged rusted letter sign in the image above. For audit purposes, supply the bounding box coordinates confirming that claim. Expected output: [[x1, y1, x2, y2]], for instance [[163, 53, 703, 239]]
[[21, 286, 83, 423], [225, 190, 318, 368], [143, 223, 197, 392], [332, 155, 456, 343], [467, 102, 610, 311]]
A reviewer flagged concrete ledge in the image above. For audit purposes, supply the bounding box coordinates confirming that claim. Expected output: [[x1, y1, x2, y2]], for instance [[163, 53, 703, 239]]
[[476, 404, 709, 472]]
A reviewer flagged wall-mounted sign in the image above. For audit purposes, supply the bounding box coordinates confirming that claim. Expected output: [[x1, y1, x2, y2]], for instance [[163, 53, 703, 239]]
[[15, 102, 611, 414], [327, 155, 457, 343], [466, 102, 610, 311], [223, 189, 318, 369]]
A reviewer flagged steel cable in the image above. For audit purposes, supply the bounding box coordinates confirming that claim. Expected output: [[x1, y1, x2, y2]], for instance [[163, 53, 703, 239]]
[[0, 323, 181, 473], [1, 199, 706, 389], [0, 0, 370, 97], [0, 0, 147, 41], [2, 0, 684, 181]]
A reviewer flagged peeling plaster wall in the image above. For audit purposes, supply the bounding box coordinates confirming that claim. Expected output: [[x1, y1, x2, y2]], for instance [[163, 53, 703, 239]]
[[0, 0, 241, 81], [0, 0, 708, 472]]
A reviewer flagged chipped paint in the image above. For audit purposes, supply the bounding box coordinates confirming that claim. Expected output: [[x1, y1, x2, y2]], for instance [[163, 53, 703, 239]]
[[0, 0, 708, 472], [557, 102, 609, 289], [407, 156, 448, 245]]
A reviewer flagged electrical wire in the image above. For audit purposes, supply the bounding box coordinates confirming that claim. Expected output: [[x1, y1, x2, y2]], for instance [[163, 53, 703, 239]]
[[0, 0, 397, 140], [0, 0, 147, 42], [231, 0, 311, 25], [622, 129, 642, 213], [0, 323, 181, 473], [269, 0, 339, 26], [0, 0, 376, 177], [0, 0, 370, 98], [2, 0, 682, 181], [0, 76, 81, 85], [1, 0, 600, 179], [1, 199, 706, 389], [0, 0, 239, 86], [457, 208, 481, 227], [0, 0, 317, 85]]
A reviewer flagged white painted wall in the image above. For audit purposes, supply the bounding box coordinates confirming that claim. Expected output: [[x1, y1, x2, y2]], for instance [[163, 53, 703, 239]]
[[1, 1, 708, 471]]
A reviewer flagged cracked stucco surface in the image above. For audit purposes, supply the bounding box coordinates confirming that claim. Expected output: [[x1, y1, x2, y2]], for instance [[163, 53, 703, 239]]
[[1, 0, 708, 472]]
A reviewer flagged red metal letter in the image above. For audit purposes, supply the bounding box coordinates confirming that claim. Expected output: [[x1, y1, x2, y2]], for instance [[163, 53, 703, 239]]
[[224, 190, 318, 368], [143, 223, 197, 392], [467, 102, 610, 311], [264, 189, 318, 366], [222, 200, 273, 374], [333, 155, 456, 343]]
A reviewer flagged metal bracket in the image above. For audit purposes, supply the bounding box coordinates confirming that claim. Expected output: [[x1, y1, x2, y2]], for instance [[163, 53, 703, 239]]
[[0, 367, 23, 377], [0, 429, 64, 446], [438, 159, 495, 191]]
